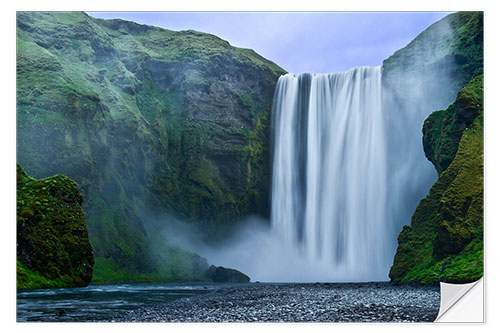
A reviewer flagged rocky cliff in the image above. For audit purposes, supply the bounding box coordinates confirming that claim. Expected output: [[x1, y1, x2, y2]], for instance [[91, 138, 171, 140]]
[[16, 11, 285, 283], [17, 164, 94, 289], [383, 11, 483, 106], [390, 75, 483, 284], [381, 13, 483, 257], [17, 11, 484, 286], [382, 11, 483, 284]]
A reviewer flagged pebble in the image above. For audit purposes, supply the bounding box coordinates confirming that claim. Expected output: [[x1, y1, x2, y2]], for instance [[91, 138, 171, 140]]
[[115, 282, 440, 323]]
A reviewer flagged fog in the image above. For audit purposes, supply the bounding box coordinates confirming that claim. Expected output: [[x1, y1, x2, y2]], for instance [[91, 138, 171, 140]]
[[190, 17, 460, 283], [189, 216, 385, 283], [382, 16, 457, 266]]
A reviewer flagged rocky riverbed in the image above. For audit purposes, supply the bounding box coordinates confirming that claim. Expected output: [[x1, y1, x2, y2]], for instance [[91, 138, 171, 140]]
[[115, 282, 440, 322]]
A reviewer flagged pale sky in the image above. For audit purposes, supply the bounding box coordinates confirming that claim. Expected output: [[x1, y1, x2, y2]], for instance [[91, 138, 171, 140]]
[[90, 12, 450, 74]]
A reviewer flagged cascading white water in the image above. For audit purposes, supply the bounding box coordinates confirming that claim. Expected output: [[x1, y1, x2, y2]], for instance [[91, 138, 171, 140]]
[[199, 65, 446, 282], [271, 66, 390, 280]]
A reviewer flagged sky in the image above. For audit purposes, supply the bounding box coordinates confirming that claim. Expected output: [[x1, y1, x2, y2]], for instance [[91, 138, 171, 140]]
[[88, 12, 450, 74]]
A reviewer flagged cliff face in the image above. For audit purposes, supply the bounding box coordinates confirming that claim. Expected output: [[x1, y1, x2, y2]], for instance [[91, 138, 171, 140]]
[[17, 164, 94, 289], [383, 11, 483, 106], [380, 12, 483, 283], [17, 11, 286, 282], [390, 75, 483, 284]]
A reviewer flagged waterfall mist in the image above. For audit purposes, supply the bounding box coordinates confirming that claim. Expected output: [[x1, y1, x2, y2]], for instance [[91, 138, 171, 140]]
[[199, 67, 393, 282], [197, 62, 456, 282], [143, 15, 468, 283]]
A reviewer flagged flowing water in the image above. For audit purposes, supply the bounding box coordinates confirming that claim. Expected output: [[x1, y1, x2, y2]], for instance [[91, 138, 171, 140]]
[[16, 283, 241, 322], [17, 67, 444, 322], [271, 67, 389, 280], [198, 65, 443, 282]]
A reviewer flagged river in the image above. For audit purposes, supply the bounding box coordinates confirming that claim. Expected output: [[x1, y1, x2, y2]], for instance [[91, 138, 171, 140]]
[[17, 282, 244, 322]]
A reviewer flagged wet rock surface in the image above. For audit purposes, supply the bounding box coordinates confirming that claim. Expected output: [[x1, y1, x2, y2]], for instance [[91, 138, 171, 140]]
[[115, 282, 440, 322]]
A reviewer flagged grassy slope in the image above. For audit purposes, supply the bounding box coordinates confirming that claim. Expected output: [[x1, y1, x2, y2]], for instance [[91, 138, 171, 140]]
[[390, 75, 483, 284], [17, 11, 285, 283]]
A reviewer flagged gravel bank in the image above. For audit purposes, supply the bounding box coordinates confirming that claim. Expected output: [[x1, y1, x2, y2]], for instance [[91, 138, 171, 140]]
[[115, 282, 440, 322]]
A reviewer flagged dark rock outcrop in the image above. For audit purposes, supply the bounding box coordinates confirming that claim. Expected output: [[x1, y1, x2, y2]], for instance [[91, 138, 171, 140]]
[[381, 13, 484, 267], [390, 76, 483, 284], [422, 75, 483, 175], [383, 12, 483, 284], [191, 255, 210, 277], [204, 265, 250, 283], [17, 164, 94, 289]]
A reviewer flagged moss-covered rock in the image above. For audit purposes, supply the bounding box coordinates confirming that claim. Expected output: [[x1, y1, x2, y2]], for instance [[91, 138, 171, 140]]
[[381, 12, 483, 280], [17, 164, 94, 289], [383, 12, 483, 106], [389, 75, 483, 284], [16, 11, 285, 283], [423, 75, 483, 175]]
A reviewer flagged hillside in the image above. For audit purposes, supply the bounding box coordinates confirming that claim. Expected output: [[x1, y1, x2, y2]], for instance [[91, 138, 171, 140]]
[[390, 75, 483, 284], [17, 11, 285, 283]]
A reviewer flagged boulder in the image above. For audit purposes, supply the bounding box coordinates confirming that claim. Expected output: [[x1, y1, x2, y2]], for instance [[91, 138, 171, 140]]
[[17, 164, 94, 289], [204, 265, 250, 283]]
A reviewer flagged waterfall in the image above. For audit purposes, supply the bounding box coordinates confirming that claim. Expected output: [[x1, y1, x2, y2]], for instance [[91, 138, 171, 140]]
[[201, 65, 441, 282], [271, 66, 390, 280]]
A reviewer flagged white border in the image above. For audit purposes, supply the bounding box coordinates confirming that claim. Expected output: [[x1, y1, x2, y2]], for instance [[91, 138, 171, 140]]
[[3, 0, 499, 332]]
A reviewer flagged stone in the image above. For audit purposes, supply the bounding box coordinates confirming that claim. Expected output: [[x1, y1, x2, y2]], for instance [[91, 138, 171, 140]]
[[204, 265, 250, 283]]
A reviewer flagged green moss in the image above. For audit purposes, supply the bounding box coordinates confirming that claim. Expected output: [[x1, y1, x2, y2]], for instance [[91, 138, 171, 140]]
[[91, 257, 155, 284], [423, 75, 483, 174], [17, 260, 70, 289], [383, 12, 483, 94], [236, 48, 286, 76], [92, 235, 210, 284], [390, 75, 483, 284], [239, 92, 255, 111], [147, 106, 273, 241], [16, 164, 94, 289], [17, 11, 285, 283]]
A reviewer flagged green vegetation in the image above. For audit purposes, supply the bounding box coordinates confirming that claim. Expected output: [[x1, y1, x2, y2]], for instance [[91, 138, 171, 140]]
[[17, 11, 285, 283], [383, 11, 483, 285], [17, 260, 70, 289], [383, 12, 483, 105], [383, 11, 483, 80], [390, 75, 483, 284], [423, 75, 484, 174], [19, 11, 483, 287], [16, 164, 94, 289]]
